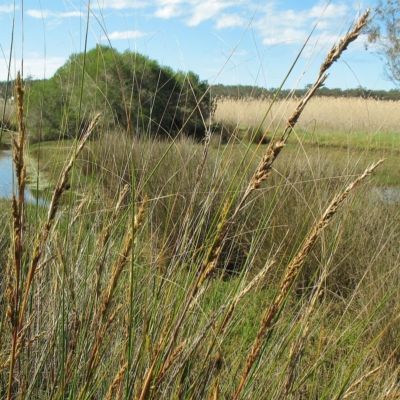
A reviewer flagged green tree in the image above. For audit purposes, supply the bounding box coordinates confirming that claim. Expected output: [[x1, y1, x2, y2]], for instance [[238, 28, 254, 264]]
[[27, 46, 210, 141], [366, 0, 400, 85]]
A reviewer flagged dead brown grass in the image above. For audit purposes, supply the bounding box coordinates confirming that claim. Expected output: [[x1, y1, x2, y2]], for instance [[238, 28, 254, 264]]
[[214, 96, 400, 134]]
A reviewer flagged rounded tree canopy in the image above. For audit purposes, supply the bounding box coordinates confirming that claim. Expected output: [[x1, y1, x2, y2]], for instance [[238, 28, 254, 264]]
[[27, 45, 210, 141]]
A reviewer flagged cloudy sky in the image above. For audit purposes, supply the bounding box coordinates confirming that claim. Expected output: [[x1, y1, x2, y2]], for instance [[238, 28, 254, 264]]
[[0, 0, 396, 90]]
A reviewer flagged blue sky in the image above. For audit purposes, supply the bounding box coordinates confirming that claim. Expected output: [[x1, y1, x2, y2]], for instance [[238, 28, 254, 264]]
[[0, 0, 396, 90]]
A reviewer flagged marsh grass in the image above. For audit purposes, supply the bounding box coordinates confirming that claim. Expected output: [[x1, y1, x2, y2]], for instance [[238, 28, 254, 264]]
[[214, 96, 400, 139], [1, 7, 399, 400]]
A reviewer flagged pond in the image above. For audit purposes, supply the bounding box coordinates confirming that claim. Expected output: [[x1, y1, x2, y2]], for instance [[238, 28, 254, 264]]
[[1, 148, 399, 205], [0, 149, 45, 203], [373, 187, 400, 204]]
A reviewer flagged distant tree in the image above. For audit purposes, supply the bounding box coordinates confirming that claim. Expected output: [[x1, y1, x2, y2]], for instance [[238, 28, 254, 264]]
[[27, 46, 209, 141], [365, 0, 400, 85], [209, 84, 400, 101]]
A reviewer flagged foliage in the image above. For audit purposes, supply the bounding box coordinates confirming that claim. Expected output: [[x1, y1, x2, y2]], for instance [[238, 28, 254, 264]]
[[210, 83, 400, 100], [26, 46, 210, 141], [365, 0, 400, 85]]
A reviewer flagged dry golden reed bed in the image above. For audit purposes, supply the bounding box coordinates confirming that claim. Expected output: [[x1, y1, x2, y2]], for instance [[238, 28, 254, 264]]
[[214, 96, 400, 134]]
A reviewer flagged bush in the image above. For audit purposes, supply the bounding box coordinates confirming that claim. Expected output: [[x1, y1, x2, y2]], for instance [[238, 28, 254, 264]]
[[26, 46, 210, 142]]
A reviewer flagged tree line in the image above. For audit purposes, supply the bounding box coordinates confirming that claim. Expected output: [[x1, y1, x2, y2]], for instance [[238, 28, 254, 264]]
[[210, 84, 400, 101]]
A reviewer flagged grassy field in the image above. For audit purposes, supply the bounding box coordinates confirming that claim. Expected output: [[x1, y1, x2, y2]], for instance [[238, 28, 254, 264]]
[[26, 95, 400, 190], [214, 96, 400, 137], [1, 10, 400, 400], [6, 96, 396, 398], [213, 96, 400, 186]]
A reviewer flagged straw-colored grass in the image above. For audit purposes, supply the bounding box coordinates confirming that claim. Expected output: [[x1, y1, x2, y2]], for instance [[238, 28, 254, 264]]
[[214, 96, 400, 137]]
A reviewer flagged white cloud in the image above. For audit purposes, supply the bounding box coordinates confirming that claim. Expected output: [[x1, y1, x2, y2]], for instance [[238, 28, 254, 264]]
[[256, 2, 353, 47], [105, 30, 147, 39], [154, 4, 182, 19], [276, 9, 305, 28], [27, 9, 83, 19], [187, 1, 232, 26], [61, 11, 83, 18], [263, 28, 309, 46], [309, 3, 349, 19], [215, 13, 244, 29], [26, 9, 50, 18], [0, 55, 66, 81], [91, 0, 148, 9], [153, 0, 249, 26], [232, 50, 247, 57], [0, 5, 17, 13], [156, 0, 184, 6]]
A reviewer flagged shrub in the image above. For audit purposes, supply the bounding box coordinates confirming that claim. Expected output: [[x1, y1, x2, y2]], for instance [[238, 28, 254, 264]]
[[26, 46, 210, 142]]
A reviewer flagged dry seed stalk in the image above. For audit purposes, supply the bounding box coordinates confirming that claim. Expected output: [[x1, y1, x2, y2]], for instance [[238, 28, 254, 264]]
[[106, 362, 128, 400], [197, 198, 230, 289], [6, 109, 100, 400], [218, 259, 275, 335], [90, 308, 122, 376], [95, 196, 146, 332], [13, 71, 26, 202], [320, 9, 370, 76], [196, 127, 212, 183], [342, 363, 387, 399], [47, 113, 101, 223], [7, 72, 27, 400], [172, 130, 214, 270], [160, 197, 231, 372], [235, 9, 370, 215], [100, 229, 133, 319], [153, 341, 186, 388], [95, 184, 131, 307], [283, 281, 326, 398], [235, 140, 285, 213], [156, 311, 223, 393], [234, 159, 384, 400], [283, 227, 338, 399], [134, 195, 148, 233], [206, 353, 223, 400], [281, 8, 369, 145], [9, 72, 27, 322], [137, 350, 161, 400], [0, 328, 27, 374], [17, 113, 101, 332], [77, 304, 123, 400]]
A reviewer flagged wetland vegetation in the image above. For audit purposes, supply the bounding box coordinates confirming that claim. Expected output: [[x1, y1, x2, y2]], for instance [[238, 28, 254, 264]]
[[0, 8, 399, 400]]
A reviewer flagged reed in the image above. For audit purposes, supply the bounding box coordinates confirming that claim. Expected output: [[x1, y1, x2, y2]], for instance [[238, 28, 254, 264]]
[[214, 96, 400, 142], [234, 159, 383, 400], [1, 5, 399, 400]]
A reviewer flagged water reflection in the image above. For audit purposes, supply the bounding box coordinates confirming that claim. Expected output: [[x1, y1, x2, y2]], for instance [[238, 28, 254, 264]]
[[0, 150, 45, 203], [374, 187, 400, 204]]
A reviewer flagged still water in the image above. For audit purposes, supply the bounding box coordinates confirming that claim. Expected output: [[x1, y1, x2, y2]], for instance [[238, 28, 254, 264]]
[[1, 149, 399, 204], [0, 149, 44, 203], [374, 187, 400, 204]]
